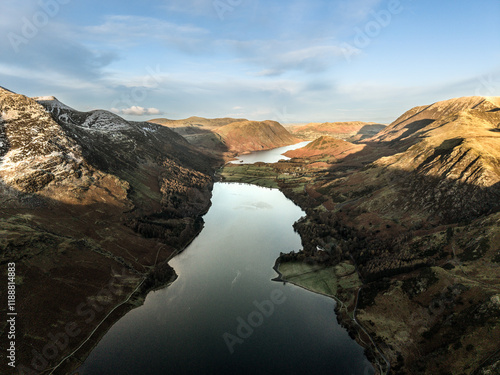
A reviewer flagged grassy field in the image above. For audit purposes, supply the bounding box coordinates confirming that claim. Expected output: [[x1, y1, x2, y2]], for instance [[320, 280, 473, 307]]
[[218, 163, 315, 190], [278, 261, 361, 297], [218, 164, 279, 188]]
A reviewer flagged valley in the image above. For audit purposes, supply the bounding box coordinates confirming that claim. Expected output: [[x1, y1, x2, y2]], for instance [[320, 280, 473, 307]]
[[1, 87, 499, 375]]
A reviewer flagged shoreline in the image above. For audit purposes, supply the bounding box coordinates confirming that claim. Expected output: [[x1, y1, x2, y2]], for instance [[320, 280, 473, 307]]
[[49, 264, 181, 374], [273, 258, 390, 375], [46, 212, 210, 374]]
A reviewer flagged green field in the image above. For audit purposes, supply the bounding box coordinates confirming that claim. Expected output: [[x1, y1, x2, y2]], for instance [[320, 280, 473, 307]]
[[218, 164, 279, 188], [278, 261, 361, 297], [218, 163, 314, 190]]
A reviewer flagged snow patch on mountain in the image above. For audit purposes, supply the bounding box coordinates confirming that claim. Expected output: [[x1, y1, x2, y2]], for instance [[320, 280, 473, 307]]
[[81, 110, 133, 131], [34, 96, 75, 113]]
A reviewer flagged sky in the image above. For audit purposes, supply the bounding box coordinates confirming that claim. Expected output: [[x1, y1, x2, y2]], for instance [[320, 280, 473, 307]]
[[1, 0, 499, 124]]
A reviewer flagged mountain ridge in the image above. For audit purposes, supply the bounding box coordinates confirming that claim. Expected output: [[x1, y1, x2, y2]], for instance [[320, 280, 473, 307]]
[[288, 121, 386, 142], [369, 96, 500, 144], [0, 87, 220, 374], [149, 116, 300, 158]]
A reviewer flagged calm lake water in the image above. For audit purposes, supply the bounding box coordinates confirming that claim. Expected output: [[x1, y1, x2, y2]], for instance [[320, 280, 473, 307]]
[[78, 183, 374, 375], [230, 141, 310, 164]]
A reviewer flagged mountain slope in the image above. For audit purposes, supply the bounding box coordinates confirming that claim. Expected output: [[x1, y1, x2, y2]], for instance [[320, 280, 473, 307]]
[[150, 115, 247, 130], [0, 87, 218, 374], [283, 136, 367, 166], [352, 97, 500, 224], [265, 96, 500, 375], [369, 96, 500, 144], [150, 117, 300, 157], [213, 120, 300, 154], [288, 121, 386, 141], [148, 116, 247, 154]]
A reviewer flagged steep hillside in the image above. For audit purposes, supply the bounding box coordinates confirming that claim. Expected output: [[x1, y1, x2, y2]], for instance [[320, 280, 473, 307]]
[[288, 121, 386, 142], [283, 136, 367, 166], [150, 117, 300, 157], [369, 96, 500, 145], [148, 116, 247, 155], [0, 87, 218, 374], [282, 97, 500, 225], [213, 120, 300, 154]]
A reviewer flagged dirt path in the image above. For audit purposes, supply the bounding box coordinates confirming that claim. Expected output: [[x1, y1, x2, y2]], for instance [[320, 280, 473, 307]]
[[44, 276, 147, 375]]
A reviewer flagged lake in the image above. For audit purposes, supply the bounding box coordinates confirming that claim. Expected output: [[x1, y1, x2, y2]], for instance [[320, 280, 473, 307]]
[[77, 183, 374, 374], [230, 141, 310, 164]]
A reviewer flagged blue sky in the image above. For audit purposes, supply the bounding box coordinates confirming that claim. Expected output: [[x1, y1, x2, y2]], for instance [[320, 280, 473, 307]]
[[1, 0, 499, 123]]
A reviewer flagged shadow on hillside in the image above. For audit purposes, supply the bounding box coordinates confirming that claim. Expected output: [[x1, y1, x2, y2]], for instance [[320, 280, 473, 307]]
[[0, 180, 177, 374], [357, 124, 386, 135], [0, 115, 9, 159], [316, 138, 500, 224], [0, 141, 214, 373], [316, 141, 399, 175], [173, 126, 230, 153], [391, 119, 435, 142]]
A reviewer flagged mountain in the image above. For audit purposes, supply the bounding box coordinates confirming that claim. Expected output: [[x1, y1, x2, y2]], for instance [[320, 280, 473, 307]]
[[0, 87, 219, 373], [283, 136, 367, 167], [359, 96, 500, 223], [149, 117, 300, 157], [257, 96, 500, 374], [369, 96, 500, 144], [288, 121, 386, 142], [212, 120, 301, 154], [284, 96, 500, 224], [150, 115, 248, 129], [149, 116, 246, 153]]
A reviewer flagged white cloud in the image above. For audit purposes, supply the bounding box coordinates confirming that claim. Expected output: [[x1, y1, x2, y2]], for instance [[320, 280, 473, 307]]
[[226, 39, 355, 76], [112, 106, 162, 116]]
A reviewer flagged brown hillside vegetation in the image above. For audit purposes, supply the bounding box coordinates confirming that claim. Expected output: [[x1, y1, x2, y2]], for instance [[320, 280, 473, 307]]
[[0, 87, 219, 374], [150, 115, 247, 129], [369, 96, 500, 144], [288, 121, 386, 141], [235, 96, 500, 375], [148, 116, 246, 155], [284, 136, 365, 159], [213, 120, 300, 154], [150, 116, 300, 158]]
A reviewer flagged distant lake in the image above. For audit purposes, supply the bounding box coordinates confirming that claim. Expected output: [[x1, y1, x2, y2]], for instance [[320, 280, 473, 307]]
[[230, 141, 310, 164], [78, 183, 374, 375]]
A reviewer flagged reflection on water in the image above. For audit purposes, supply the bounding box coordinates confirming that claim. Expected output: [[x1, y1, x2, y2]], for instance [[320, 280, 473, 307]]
[[231, 141, 310, 164], [78, 183, 374, 375]]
